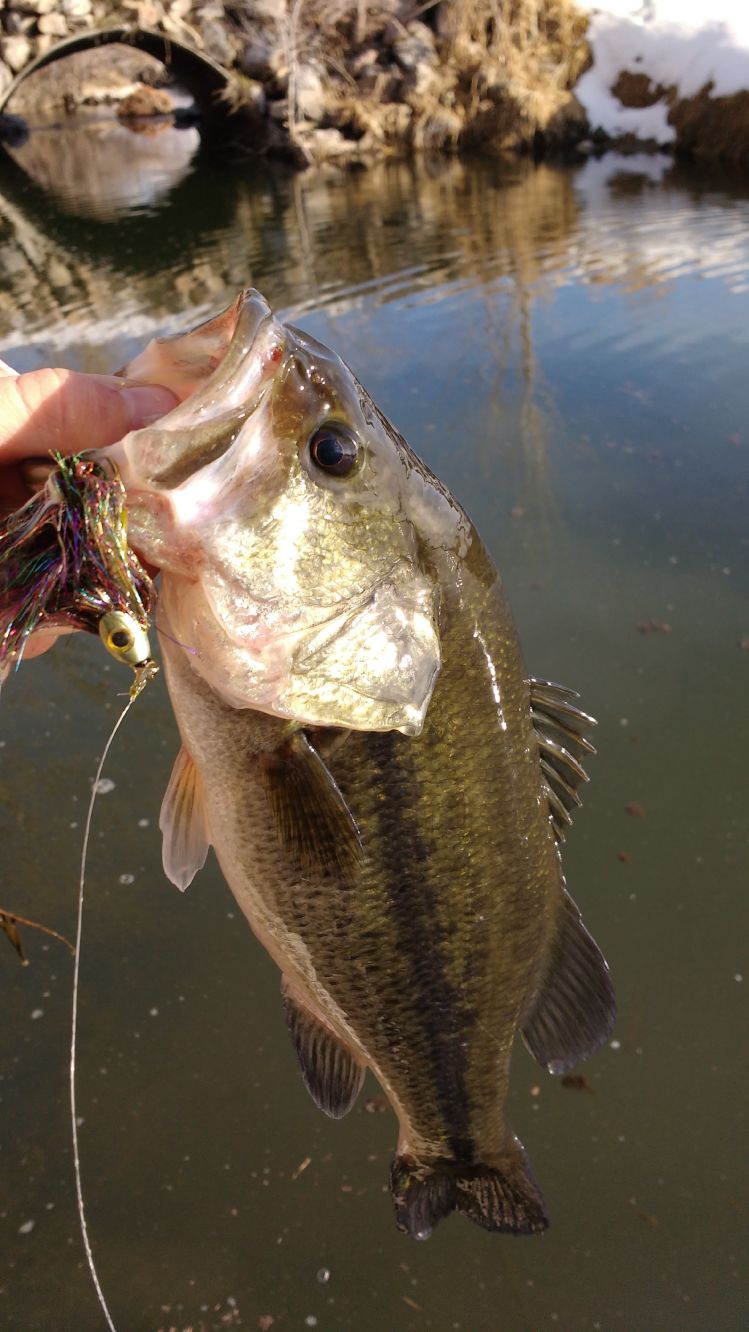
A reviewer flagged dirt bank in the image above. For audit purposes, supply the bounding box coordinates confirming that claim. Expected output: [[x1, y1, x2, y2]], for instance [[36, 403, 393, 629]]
[[612, 71, 749, 166]]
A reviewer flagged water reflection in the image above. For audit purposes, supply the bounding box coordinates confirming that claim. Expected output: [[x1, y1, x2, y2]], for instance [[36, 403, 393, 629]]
[[3, 145, 748, 553], [2, 150, 749, 356], [3, 113, 200, 220], [0, 155, 576, 354]]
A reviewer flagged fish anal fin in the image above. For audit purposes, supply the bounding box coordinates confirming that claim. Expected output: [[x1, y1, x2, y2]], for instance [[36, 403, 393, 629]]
[[159, 745, 210, 891], [522, 890, 616, 1075], [260, 729, 362, 879], [282, 984, 365, 1119], [390, 1139, 548, 1240]]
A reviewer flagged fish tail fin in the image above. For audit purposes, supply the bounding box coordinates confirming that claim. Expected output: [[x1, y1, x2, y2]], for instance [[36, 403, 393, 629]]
[[389, 1140, 549, 1240]]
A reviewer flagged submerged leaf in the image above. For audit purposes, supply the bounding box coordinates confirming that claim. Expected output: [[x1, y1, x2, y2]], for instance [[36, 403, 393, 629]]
[[0, 912, 27, 964], [0, 906, 74, 961]]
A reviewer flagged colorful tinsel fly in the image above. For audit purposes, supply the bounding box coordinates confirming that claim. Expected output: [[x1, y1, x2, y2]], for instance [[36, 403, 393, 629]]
[[0, 454, 154, 675]]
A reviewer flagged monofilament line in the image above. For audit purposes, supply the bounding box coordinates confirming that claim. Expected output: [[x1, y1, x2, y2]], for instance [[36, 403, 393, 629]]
[[70, 694, 137, 1332]]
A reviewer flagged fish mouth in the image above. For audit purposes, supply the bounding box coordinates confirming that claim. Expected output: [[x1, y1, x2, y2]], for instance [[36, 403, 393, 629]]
[[102, 289, 285, 491], [121, 288, 276, 409]]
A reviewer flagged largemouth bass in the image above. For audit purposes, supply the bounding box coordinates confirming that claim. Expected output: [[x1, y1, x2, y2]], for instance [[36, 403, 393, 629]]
[[106, 289, 615, 1239]]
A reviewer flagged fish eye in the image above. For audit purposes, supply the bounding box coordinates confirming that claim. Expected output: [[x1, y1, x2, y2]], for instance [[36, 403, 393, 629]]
[[308, 424, 359, 477]]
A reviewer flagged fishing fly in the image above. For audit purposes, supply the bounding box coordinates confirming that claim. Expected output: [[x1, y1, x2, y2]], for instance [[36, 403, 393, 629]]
[[0, 450, 160, 1329], [0, 451, 156, 685]]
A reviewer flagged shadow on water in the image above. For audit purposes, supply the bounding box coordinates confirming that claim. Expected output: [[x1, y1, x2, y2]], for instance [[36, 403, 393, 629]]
[[1, 142, 748, 1330]]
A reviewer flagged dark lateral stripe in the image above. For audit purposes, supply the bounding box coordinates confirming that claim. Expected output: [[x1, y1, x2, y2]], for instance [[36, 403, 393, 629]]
[[367, 731, 476, 1159]]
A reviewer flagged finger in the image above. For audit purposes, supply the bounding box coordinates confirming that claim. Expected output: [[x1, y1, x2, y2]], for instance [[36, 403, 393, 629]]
[[19, 627, 72, 661], [0, 369, 177, 462]]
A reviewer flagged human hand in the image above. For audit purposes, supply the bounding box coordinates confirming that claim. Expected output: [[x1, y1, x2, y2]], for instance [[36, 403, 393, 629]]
[[0, 367, 177, 661]]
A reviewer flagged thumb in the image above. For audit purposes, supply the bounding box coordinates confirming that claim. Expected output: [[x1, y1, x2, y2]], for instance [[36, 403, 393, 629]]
[[0, 369, 177, 463]]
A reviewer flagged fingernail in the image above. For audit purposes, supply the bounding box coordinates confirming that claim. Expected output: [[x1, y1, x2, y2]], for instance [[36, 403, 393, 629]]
[[121, 385, 178, 428]]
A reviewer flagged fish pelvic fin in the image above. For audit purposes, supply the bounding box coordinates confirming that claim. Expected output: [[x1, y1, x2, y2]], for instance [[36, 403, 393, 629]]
[[522, 890, 616, 1075], [282, 983, 365, 1119], [260, 729, 363, 880], [389, 1140, 549, 1240], [159, 745, 210, 891]]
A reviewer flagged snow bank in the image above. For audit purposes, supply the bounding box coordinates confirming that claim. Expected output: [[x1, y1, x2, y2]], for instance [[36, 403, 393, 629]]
[[576, 0, 749, 142]]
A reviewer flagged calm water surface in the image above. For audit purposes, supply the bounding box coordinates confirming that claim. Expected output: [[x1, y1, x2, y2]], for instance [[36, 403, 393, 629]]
[[0, 144, 747, 1332]]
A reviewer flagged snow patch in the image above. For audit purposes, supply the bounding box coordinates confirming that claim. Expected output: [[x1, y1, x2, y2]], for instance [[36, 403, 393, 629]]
[[577, 0, 749, 141]]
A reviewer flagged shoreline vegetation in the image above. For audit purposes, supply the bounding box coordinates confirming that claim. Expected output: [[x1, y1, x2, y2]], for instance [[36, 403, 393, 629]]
[[1, 0, 748, 168]]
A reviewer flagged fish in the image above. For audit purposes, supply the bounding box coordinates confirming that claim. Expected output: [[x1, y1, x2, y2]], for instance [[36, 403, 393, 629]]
[[104, 288, 615, 1240]]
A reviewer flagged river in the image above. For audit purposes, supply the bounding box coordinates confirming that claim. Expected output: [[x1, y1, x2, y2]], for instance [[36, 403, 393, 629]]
[[0, 139, 747, 1331]]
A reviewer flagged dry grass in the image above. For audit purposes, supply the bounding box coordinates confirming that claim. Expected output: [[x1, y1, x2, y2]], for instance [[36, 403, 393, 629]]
[[440, 0, 589, 70], [266, 0, 592, 156]]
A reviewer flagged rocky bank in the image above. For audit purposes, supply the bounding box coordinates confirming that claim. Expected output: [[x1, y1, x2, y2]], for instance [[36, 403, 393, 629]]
[[1, 0, 748, 167], [0, 0, 594, 162]]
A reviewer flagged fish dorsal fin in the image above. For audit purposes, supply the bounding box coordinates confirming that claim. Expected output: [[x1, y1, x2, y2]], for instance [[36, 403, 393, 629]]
[[259, 729, 363, 880], [529, 677, 596, 843], [159, 745, 210, 891], [522, 890, 616, 1075], [282, 982, 365, 1119]]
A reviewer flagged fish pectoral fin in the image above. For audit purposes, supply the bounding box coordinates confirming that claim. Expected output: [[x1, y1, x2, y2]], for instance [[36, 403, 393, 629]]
[[390, 1140, 548, 1240], [159, 745, 210, 891], [529, 677, 596, 843], [522, 890, 616, 1075], [259, 729, 363, 879], [282, 983, 365, 1119]]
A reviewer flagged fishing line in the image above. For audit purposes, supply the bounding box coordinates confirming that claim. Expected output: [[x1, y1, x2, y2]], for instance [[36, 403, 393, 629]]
[[70, 692, 138, 1332], [154, 619, 198, 655]]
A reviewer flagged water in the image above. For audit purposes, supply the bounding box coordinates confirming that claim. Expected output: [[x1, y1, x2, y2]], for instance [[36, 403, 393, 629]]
[[0, 143, 747, 1331]]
